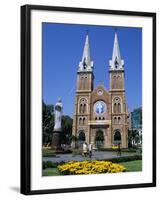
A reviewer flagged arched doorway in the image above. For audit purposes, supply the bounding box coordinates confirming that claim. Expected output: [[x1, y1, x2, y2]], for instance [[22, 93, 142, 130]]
[[95, 130, 104, 149], [78, 131, 85, 148], [113, 130, 121, 144]]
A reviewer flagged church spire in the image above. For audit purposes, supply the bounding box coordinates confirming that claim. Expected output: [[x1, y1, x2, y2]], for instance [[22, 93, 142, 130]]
[[78, 34, 94, 72], [109, 32, 124, 71]]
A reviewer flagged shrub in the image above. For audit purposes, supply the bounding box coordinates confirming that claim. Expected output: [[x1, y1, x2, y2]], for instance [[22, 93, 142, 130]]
[[99, 148, 137, 152], [43, 161, 58, 169], [106, 154, 142, 163], [60, 149, 72, 154], [58, 160, 126, 175], [43, 161, 47, 169], [100, 148, 117, 152], [122, 149, 137, 153], [43, 161, 66, 169]]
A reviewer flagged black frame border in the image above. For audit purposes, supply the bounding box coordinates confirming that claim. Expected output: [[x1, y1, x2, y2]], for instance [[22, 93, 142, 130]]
[[21, 4, 156, 195]]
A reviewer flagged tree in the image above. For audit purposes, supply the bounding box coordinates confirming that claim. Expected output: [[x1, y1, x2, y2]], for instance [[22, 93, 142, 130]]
[[61, 115, 73, 144], [128, 129, 140, 147], [128, 130, 133, 148], [42, 101, 54, 145], [42, 101, 73, 145], [71, 135, 78, 148]]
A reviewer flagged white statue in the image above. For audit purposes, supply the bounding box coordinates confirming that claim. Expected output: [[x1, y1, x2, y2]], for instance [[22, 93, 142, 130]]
[[54, 98, 63, 130]]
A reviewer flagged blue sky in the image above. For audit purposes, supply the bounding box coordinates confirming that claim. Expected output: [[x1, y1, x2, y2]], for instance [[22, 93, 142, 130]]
[[42, 23, 142, 117]]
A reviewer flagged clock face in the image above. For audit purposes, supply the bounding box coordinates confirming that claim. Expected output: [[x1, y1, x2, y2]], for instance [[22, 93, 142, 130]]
[[94, 101, 106, 114]]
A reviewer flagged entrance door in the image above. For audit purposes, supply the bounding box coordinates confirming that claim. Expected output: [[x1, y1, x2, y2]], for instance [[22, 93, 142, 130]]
[[114, 130, 121, 144], [78, 131, 85, 148], [95, 130, 104, 149]]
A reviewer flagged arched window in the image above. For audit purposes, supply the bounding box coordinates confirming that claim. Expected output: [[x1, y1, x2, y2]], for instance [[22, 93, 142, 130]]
[[79, 117, 82, 125], [80, 104, 83, 113], [79, 98, 88, 114], [113, 75, 116, 89], [117, 75, 121, 89], [78, 131, 85, 148], [80, 76, 87, 90], [81, 76, 87, 90], [83, 117, 86, 125], [84, 77, 87, 89], [118, 103, 121, 113], [114, 117, 117, 124], [113, 97, 121, 113], [83, 104, 86, 113], [114, 130, 121, 144], [118, 117, 121, 124], [114, 103, 117, 113], [78, 131, 85, 141], [81, 76, 84, 90]]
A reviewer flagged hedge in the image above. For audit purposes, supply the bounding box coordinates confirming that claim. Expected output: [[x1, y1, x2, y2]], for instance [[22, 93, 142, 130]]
[[43, 155, 142, 169]]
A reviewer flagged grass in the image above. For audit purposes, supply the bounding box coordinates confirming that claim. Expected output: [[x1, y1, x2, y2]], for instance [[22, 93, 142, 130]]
[[121, 160, 142, 172], [43, 148, 72, 157], [42, 160, 142, 176], [42, 149, 56, 157], [42, 168, 60, 176], [72, 149, 83, 156]]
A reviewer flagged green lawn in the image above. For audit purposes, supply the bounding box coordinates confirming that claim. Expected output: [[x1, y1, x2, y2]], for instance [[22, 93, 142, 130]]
[[42, 160, 142, 176], [42, 149, 56, 157], [43, 168, 60, 176], [43, 148, 72, 157], [120, 160, 142, 172]]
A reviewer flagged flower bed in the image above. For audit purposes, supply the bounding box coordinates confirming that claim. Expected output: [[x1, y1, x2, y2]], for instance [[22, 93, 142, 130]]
[[58, 160, 126, 175], [112, 145, 118, 150]]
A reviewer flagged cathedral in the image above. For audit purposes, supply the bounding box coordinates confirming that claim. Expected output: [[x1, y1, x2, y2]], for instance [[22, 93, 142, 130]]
[[72, 32, 129, 149]]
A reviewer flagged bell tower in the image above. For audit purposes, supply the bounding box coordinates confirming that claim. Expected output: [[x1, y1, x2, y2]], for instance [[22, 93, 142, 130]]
[[109, 32, 125, 90], [76, 34, 94, 91], [109, 32, 128, 148], [72, 34, 94, 147]]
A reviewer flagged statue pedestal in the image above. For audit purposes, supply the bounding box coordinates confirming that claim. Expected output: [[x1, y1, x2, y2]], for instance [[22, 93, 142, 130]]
[[52, 130, 63, 152]]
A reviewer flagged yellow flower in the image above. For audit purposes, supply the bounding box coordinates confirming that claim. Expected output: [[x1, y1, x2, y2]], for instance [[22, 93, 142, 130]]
[[58, 160, 126, 175], [112, 145, 118, 150]]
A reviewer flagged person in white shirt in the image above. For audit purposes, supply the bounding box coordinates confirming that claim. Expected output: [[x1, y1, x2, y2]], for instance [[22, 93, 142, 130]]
[[83, 142, 88, 157], [88, 143, 93, 158]]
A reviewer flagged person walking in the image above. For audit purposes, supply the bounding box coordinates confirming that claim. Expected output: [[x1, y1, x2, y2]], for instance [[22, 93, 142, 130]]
[[83, 142, 88, 157], [117, 142, 121, 156], [88, 143, 93, 158]]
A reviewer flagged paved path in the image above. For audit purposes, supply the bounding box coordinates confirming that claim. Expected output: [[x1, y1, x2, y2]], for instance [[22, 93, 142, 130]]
[[43, 151, 135, 163]]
